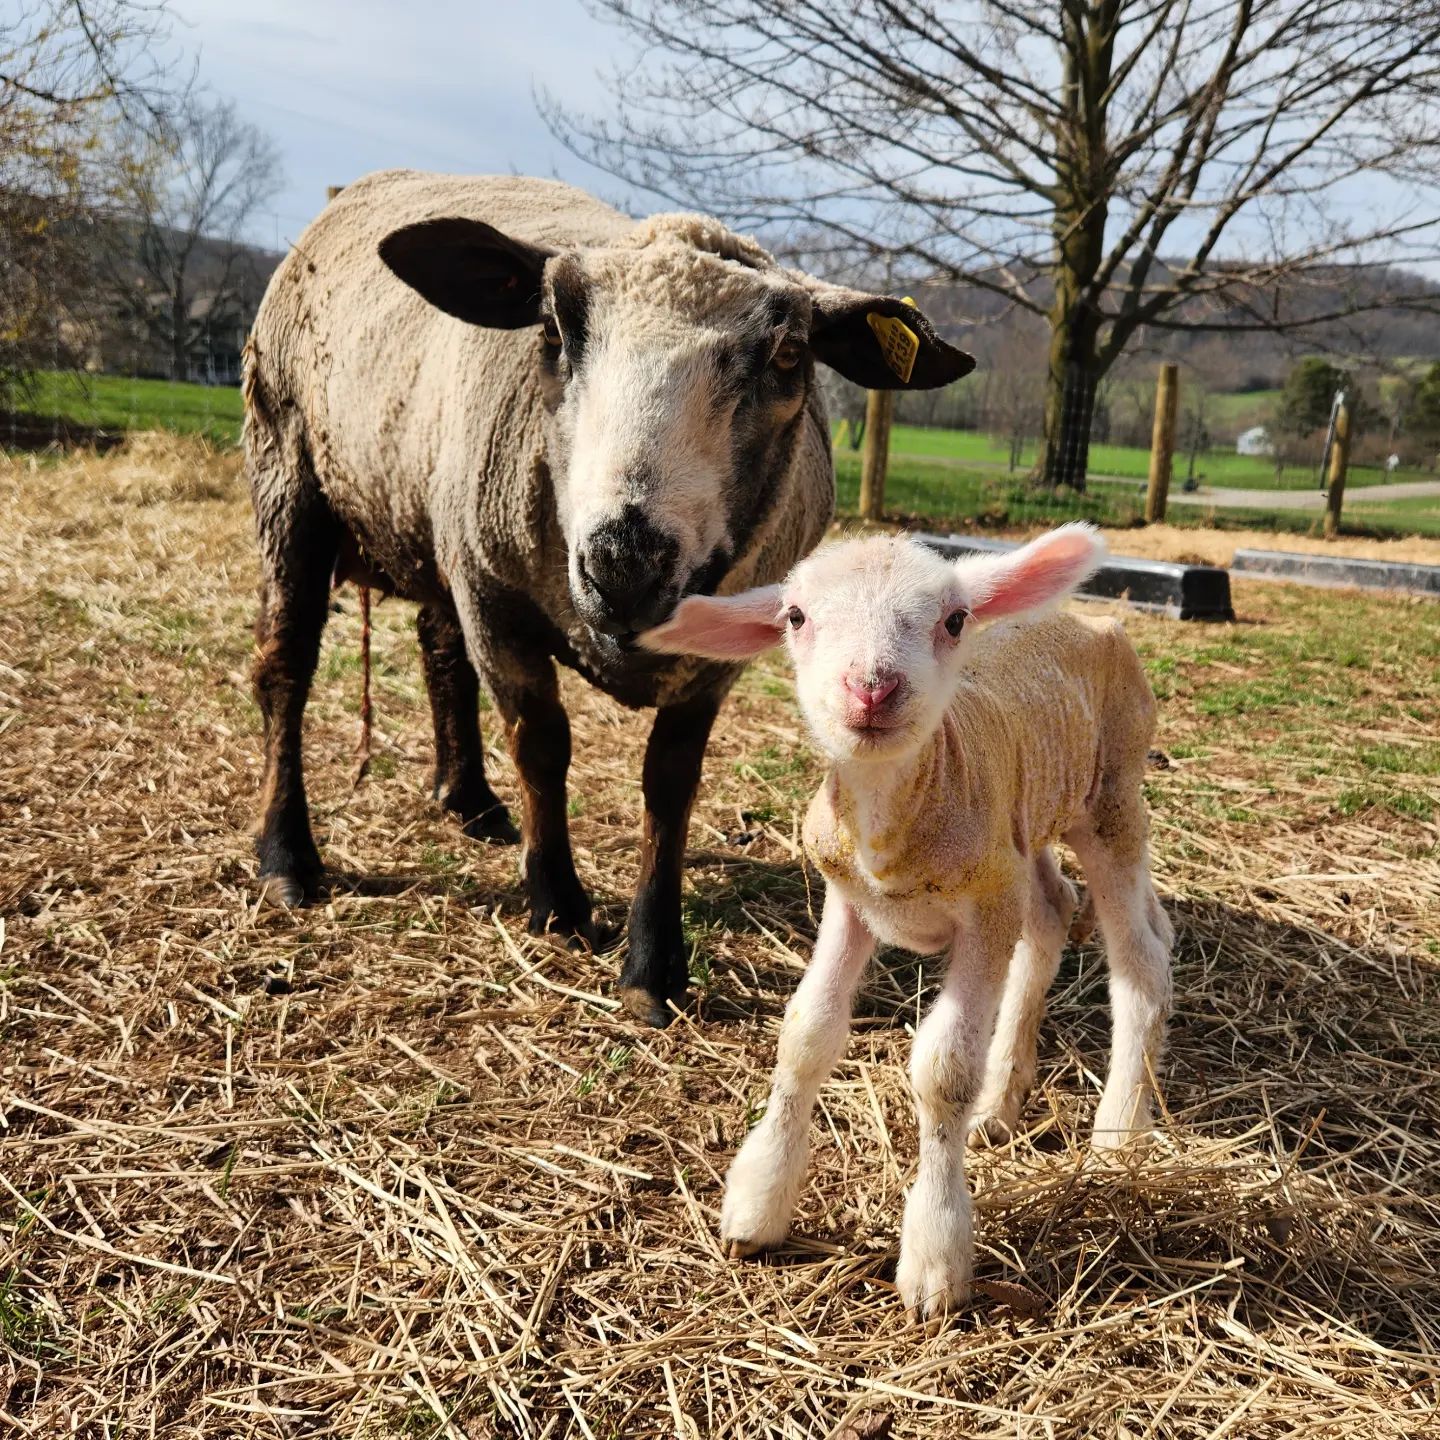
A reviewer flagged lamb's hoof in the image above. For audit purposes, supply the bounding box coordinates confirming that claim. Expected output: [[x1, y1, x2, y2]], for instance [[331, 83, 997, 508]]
[[258, 872, 311, 909], [967, 1109, 1019, 1149], [1068, 892, 1096, 944], [617, 985, 685, 1029], [460, 804, 520, 846], [724, 1235, 772, 1261], [718, 1155, 795, 1258], [897, 1261, 971, 1329], [1089, 1127, 1153, 1159]]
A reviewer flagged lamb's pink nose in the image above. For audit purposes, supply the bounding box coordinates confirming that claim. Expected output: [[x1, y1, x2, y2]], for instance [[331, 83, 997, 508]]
[[843, 672, 900, 709]]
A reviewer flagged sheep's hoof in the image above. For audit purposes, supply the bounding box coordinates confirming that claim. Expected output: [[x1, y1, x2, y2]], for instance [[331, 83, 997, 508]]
[[437, 777, 520, 846], [258, 872, 311, 909], [460, 804, 520, 846], [525, 883, 594, 947], [617, 985, 685, 1029]]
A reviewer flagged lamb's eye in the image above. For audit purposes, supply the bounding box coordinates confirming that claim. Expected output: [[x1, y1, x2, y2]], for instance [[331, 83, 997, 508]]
[[944, 610, 966, 637], [541, 315, 562, 348], [787, 606, 805, 629], [772, 340, 802, 372]]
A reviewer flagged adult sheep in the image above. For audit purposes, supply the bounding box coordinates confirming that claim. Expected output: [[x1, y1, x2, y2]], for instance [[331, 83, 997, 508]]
[[243, 169, 972, 1026]]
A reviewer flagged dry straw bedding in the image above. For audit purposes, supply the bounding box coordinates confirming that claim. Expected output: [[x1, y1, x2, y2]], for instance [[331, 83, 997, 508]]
[[1, 438, 1437, 1439]]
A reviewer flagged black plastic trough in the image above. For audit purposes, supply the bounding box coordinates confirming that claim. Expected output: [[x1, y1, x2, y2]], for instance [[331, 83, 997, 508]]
[[917, 532, 1236, 622], [1231, 548, 1440, 598]]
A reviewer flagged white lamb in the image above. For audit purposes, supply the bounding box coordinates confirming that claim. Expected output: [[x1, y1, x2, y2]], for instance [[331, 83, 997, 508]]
[[641, 523, 1173, 1321]]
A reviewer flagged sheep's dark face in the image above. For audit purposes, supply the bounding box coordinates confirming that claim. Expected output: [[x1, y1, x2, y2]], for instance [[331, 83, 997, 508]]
[[537, 243, 817, 639], [378, 211, 974, 643]]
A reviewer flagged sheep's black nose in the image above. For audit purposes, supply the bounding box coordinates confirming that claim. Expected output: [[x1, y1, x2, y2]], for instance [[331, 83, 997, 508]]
[[575, 506, 680, 636]]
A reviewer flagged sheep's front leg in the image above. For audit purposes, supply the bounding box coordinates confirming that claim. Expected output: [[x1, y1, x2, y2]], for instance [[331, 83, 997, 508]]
[[721, 891, 875, 1258], [898, 897, 1017, 1322], [618, 692, 720, 1028]]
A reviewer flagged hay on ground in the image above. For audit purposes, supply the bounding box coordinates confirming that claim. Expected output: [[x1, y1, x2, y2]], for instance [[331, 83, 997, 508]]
[[1, 438, 1437, 1438]]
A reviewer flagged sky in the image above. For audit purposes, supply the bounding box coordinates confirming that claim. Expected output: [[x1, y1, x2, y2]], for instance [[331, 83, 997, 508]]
[[168, 0, 632, 252], [164, 1, 1439, 282]]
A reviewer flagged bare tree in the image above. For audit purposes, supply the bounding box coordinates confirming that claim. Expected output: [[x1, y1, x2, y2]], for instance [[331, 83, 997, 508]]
[[978, 327, 1048, 471], [0, 1, 177, 407], [546, 1, 1440, 491], [105, 95, 281, 381]]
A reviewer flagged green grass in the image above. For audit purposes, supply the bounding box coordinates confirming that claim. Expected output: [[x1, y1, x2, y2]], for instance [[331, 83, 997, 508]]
[[13, 370, 243, 447], [835, 452, 1440, 539], [869, 422, 1423, 491], [11, 370, 1435, 535]]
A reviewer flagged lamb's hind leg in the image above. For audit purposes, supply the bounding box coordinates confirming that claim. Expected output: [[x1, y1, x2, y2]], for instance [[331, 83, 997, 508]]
[[1067, 822, 1173, 1150], [416, 600, 518, 845], [252, 479, 339, 907], [968, 848, 1075, 1147]]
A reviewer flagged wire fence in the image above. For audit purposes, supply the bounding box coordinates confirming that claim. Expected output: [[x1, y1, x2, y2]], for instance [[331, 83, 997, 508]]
[[828, 385, 1439, 541]]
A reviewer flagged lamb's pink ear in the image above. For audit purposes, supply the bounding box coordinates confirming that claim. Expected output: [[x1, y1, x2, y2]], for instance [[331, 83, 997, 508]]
[[639, 585, 785, 660], [960, 523, 1108, 620]]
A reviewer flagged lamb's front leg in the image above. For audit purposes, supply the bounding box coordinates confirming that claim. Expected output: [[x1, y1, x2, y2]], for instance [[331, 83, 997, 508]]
[[721, 891, 875, 1258], [898, 895, 1018, 1322]]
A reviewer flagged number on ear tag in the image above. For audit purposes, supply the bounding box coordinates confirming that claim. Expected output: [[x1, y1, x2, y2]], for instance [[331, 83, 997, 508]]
[[866, 300, 920, 384]]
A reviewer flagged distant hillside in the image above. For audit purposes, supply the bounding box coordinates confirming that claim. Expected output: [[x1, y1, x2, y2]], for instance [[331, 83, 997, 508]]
[[917, 260, 1440, 387]]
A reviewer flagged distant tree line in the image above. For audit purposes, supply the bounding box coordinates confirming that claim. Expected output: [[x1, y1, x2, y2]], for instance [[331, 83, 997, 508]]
[[2, 2, 282, 415]]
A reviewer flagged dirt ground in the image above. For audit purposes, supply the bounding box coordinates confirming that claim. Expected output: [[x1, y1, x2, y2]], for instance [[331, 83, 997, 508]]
[[2, 439, 1438, 1438]]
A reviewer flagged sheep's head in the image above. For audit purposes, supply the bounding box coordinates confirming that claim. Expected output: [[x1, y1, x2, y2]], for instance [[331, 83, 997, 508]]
[[378, 212, 973, 641], [640, 524, 1108, 763]]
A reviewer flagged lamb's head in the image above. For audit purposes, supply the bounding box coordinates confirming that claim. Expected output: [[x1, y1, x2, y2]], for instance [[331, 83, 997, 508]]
[[378, 212, 973, 640], [641, 524, 1108, 762]]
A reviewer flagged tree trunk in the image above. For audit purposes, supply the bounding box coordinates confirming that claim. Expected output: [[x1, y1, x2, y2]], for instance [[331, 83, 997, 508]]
[[1035, 304, 1102, 492], [1032, 2, 1114, 493], [171, 281, 188, 382]]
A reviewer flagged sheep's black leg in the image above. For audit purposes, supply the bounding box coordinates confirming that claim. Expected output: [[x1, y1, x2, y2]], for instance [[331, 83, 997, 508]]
[[252, 488, 339, 906], [416, 601, 518, 844], [618, 692, 720, 1028], [495, 669, 593, 942]]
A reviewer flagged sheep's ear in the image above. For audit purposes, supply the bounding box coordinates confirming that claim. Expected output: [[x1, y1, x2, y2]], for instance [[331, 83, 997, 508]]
[[379, 217, 553, 329], [805, 284, 975, 390], [639, 586, 785, 661], [960, 523, 1108, 621]]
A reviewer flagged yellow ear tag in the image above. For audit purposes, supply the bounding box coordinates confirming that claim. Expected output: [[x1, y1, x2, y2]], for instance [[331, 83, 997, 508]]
[[866, 296, 920, 384]]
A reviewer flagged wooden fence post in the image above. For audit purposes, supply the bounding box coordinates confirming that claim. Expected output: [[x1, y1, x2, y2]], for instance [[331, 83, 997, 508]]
[[326, 185, 344, 202], [858, 388, 893, 521], [1144, 362, 1179, 524], [1323, 396, 1352, 539]]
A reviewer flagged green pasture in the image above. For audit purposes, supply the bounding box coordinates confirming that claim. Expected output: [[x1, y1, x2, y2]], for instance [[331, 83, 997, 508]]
[[8, 370, 1436, 537], [833, 453, 1440, 540], [861, 422, 1423, 491], [11, 370, 244, 447]]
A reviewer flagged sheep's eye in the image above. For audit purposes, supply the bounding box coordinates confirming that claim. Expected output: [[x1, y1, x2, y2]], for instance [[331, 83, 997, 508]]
[[772, 340, 802, 372], [944, 610, 966, 637], [541, 315, 563, 348], [787, 606, 805, 629]]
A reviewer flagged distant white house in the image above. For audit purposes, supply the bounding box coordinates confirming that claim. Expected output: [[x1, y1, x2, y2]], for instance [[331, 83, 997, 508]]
[[1236, 425, 1273, 456]]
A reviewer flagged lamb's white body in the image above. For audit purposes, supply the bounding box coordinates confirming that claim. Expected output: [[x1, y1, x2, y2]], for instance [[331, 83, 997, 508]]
[[643, 525, 1174, 1320]]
